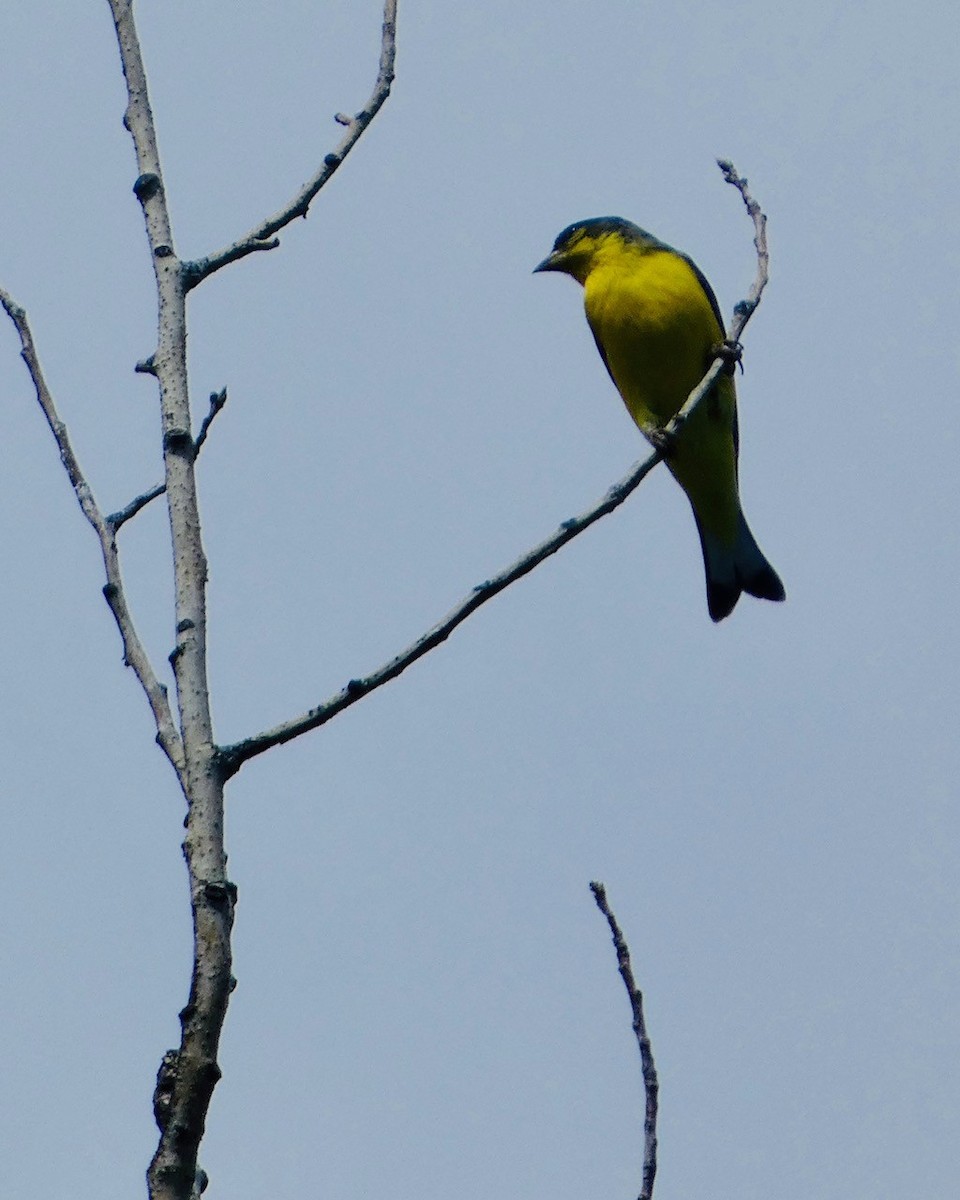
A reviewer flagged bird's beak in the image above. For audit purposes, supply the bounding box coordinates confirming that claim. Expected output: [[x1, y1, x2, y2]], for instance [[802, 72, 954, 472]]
[[533, 251, 563, 274]]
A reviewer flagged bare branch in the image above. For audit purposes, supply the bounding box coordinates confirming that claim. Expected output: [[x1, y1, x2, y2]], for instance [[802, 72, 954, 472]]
[[590, 882, 659, 1200], [662, 161, 768, 438], [108, 389, 227, 531], [216, 450, 662, 775], [108, 1, 235, 1196], [108, 481, 166, 531], [0, 287, 185, 776], [716, 158, 769, 328], [181, 0, 398, 291], [217, 159, 769, 777], [195, 386, 228, 451]]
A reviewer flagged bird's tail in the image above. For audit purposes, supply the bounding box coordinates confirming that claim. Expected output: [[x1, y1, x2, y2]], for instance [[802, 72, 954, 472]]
[[696, 510, 786, 622]]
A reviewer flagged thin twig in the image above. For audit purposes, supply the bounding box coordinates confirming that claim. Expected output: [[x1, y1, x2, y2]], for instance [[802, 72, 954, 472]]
[[590, 882, 659, 1200], [108, 389, 227, 531], [0, 287, 185, 776], [195, 387, 228, 450], [181, 0, 398, 291], [108, 481, 166, 532], [217, 159, 769, 777], [716, 158, 769, 326]]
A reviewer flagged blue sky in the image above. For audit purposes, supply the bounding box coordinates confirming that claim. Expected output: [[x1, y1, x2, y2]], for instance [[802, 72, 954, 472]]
[[1, 2, 958, 1198]]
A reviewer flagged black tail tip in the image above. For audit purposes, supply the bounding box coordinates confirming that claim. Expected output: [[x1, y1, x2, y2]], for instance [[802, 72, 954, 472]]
[[744, 564, 786, 604], [707, 582, 741, 622], [708, 568, 786, 622]]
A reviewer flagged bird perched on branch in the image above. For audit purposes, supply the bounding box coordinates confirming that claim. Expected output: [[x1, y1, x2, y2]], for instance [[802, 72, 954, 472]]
[[535, 217, 784, 622]]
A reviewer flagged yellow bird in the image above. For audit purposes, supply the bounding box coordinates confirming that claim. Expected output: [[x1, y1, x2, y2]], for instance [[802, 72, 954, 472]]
[[535, 217, 785, 621]]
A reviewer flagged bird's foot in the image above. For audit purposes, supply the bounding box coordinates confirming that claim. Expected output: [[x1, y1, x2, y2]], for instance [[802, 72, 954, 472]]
[[648, 426, 675, 457], [712, 338, 744, 375]]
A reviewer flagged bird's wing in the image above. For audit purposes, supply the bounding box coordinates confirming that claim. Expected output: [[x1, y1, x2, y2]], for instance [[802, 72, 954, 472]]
[[731, 395, 740, 472], [682, 251, 741, 471], [681, 252, 726, 335], [588, 323, 616, 387]]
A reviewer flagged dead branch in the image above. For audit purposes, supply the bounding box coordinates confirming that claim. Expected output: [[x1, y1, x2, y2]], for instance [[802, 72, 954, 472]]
[[0, 286, 184, 776], [591, 882, 660, 1200], [181, 0, 398, 290]]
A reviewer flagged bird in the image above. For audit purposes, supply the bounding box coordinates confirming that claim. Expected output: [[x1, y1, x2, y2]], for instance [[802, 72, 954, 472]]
[[534, 216, 785, 622]]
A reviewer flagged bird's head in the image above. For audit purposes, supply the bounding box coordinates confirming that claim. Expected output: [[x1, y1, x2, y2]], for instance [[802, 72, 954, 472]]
[[533, 217, 660, 284]]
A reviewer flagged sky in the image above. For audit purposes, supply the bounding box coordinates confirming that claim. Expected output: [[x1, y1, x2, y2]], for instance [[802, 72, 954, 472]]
[[1, 2, 958, 1198]]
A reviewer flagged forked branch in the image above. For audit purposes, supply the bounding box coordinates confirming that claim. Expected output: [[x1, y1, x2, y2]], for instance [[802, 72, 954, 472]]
[[107, 388, 228, 531], [5, 3, 404, 1194], [0, 288, 184, 776], [217, 159, 770, 776]]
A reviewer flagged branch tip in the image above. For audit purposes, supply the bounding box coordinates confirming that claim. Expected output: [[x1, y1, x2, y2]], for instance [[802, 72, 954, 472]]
[[590, 883, 659, 1200], [110, 388, 228, 530], [186, 0, 398, 289]]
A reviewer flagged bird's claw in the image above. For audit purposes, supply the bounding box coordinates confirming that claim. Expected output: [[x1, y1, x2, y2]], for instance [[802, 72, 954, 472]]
[[648, 426, 675, 456], [713, 339, 744, 375]]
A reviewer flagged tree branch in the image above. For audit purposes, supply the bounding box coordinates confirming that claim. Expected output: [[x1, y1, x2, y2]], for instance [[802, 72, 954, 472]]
[[716, 158, 769, 323], [217, 160, 769, 778], [181, 0, 398, 291], [108, 2, 234, 1197], [590, 882, 659, 1200], [0, 287, 185, 777], [107, 389, 227, 532], [216, 449, 663, 776]]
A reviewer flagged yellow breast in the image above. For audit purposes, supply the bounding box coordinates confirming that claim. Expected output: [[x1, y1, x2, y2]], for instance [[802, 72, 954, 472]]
[[584, 248, 724, 430]]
